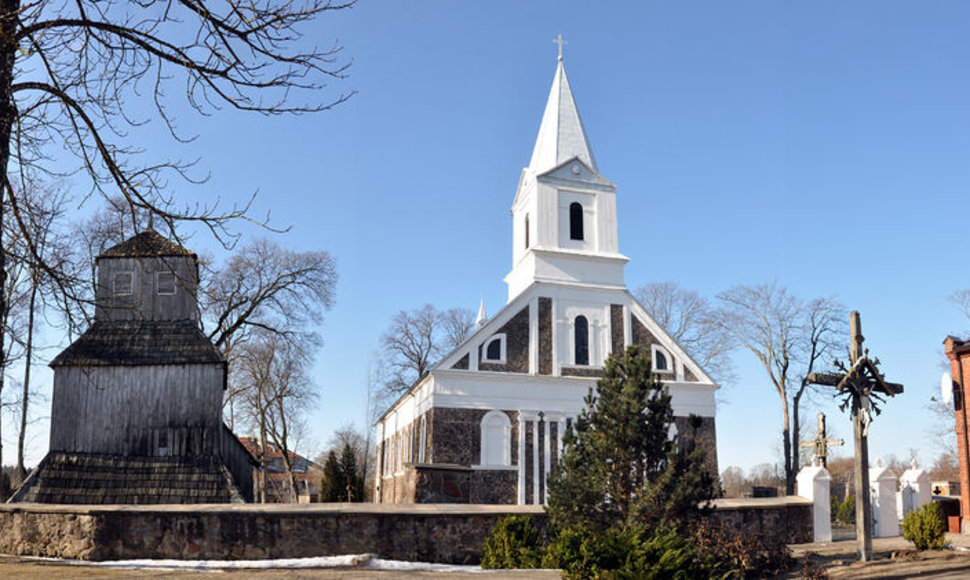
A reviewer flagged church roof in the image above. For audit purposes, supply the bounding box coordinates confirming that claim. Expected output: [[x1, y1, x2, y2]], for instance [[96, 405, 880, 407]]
[[528, 59, 597, 174], [50, 320, 225, 367], [99, 229, 195, 260]]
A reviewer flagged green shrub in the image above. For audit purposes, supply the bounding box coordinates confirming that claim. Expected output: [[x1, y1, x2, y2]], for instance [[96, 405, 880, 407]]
[[833, 495, 855, 526], [480, 515, 543, 569], [902, 502, 946, 550], [542, 526, 628, 579]]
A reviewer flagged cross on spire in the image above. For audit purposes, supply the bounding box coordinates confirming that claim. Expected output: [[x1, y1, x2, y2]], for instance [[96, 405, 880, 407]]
[[553, 34, 567, 61]]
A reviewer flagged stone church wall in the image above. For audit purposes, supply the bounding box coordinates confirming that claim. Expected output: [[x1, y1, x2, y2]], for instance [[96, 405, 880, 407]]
[[673, 415, 719, 479], [538, 297, 553, 374]]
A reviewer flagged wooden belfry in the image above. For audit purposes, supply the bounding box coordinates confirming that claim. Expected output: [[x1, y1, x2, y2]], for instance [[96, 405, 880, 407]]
[[807, 311, 903, 562]]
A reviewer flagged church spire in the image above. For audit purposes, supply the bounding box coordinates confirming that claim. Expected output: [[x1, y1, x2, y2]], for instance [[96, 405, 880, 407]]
[[475, 298, 487, 331], [527, 54, 597, 174]]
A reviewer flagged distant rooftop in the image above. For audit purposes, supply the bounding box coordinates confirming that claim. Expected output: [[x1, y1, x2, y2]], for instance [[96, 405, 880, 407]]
[[99, 229, 195, 260]]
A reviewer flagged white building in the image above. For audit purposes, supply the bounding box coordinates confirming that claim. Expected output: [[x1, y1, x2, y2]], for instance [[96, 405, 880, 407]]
[[375, 56, 718, 504]]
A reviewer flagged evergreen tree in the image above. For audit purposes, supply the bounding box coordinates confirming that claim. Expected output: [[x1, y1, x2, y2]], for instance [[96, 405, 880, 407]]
[[319, 451, 343, 502], [546, 345, 715, 534], [339, 443, 365, 502]]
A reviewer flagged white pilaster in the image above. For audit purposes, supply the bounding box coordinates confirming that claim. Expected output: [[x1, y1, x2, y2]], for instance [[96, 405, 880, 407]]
[[532, 418, 540, 504], [529, 297, 538, 374], [543, 417, 551, 503], [517, 413, 526, 505]]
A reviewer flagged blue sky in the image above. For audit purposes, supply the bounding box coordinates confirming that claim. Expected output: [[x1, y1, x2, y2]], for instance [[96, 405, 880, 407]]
[[11, 2, 970, 474]]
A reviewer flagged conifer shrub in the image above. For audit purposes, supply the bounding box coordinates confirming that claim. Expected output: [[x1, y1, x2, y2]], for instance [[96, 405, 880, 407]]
[[480, 515, 543, 569], [833, 495, 855, 526], [481, 346, 793, 577], [902, 502, 946, 550]]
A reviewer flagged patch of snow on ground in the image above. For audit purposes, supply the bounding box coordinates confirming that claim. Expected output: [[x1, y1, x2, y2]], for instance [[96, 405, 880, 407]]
[[12, 554, 504, 572]]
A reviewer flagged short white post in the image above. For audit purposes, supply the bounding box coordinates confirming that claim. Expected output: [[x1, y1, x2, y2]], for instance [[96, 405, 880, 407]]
[[899, 460, 932, 513], [797, 464, 832, 542], [870, 459, 900, 537]]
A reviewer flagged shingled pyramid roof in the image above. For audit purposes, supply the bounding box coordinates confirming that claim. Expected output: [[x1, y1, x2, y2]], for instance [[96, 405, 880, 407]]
[[50, 320, 224, 367], [99, 229, 195, 259]]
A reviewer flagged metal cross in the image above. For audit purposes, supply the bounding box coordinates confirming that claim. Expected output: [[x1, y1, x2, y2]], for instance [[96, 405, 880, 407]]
[[553, 34, 567, 61], [799, 412, 843, 468]]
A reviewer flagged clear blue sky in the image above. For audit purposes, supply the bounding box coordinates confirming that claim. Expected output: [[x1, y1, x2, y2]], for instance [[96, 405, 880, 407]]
[[11, 2, 970, 475]]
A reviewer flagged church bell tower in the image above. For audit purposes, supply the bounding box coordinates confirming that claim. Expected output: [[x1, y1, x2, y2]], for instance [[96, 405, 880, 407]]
[[504, 55, 628, 302]]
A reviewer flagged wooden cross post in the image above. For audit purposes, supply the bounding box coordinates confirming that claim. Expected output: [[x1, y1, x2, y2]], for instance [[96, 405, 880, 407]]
[[807, 311, 903, 562], [799, 412, 843, 468]]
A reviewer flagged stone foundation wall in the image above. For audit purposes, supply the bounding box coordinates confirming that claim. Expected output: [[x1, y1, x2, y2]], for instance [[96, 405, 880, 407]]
[[0, 498, 810, 563]]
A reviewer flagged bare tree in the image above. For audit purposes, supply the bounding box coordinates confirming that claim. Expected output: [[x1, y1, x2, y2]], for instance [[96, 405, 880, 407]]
[[0, 0, 355, 466], [235, 328, 319, 503], [633, 281, 736, 384], [374, 304, 475, 402], [200, 238, 336, 428], [712, 283, 844, 494]]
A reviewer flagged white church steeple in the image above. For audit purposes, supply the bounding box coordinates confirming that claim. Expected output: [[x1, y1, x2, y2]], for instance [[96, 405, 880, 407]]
[[505, 55, 628, 302], [527, 59, 597, 175]]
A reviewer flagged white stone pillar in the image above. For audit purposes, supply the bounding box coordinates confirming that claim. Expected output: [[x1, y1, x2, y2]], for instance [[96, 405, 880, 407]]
[[532, 418, 540, 504], [870, 460, 900, 537], [517, 413, 526, 505], [543, 417, 551, 503], [797, 464, 832, 542], [900, 461, 932, 514]]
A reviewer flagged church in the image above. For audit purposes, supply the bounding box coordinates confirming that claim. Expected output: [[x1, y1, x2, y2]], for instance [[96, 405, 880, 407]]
[[374, 55, 719, 505]]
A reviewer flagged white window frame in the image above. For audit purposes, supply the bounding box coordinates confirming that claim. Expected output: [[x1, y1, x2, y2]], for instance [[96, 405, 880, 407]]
[[482, 333, 507, 364], [479, 410, 512, 467], [651, 344, 671, 373], [157, 271, 177, 296], [113, 271, 133, 295]]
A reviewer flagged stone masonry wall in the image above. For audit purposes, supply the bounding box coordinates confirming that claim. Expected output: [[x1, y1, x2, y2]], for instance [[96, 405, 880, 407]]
[[0, 499, 810, 563]]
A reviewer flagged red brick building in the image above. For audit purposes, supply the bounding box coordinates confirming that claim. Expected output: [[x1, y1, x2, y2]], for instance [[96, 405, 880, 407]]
[[239, 437, 319, 503]]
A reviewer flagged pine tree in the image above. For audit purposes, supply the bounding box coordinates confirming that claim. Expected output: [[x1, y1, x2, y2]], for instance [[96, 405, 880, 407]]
[[546, 345, 715, 534], [319, 451, 343, 502], [338, 443, 364, 502]]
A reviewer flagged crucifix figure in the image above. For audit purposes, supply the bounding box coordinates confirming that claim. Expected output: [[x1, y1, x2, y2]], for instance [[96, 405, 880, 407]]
[[799, 412, 843, 468], [553, 34, 567, 61], [807, 311, 903, 562]]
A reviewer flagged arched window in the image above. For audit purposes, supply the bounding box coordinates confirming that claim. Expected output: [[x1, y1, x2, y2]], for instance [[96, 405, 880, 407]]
[[655, 351, 668, 371], [483, 334, 506, 363], [480, 411, 511, 466], [569, 202, 584, 240], [574, 315, 589, 366], [524, 214, 530, 249], [652, 345, 670, 372]]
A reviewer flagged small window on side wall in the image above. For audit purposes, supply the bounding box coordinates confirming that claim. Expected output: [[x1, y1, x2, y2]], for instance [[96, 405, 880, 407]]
[[483, 334, 506, 363], [157, 272, 176, 295], [113, 272, 133, 295], [652, 345, 670, 373], [524, 214, 530, 249], [569, 202, 584, 240]]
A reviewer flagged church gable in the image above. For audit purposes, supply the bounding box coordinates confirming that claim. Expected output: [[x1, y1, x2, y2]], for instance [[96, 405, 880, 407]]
[[478, 306, 530, 373], [537, 156, 613, 189], [627, 296, 715, 385]]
